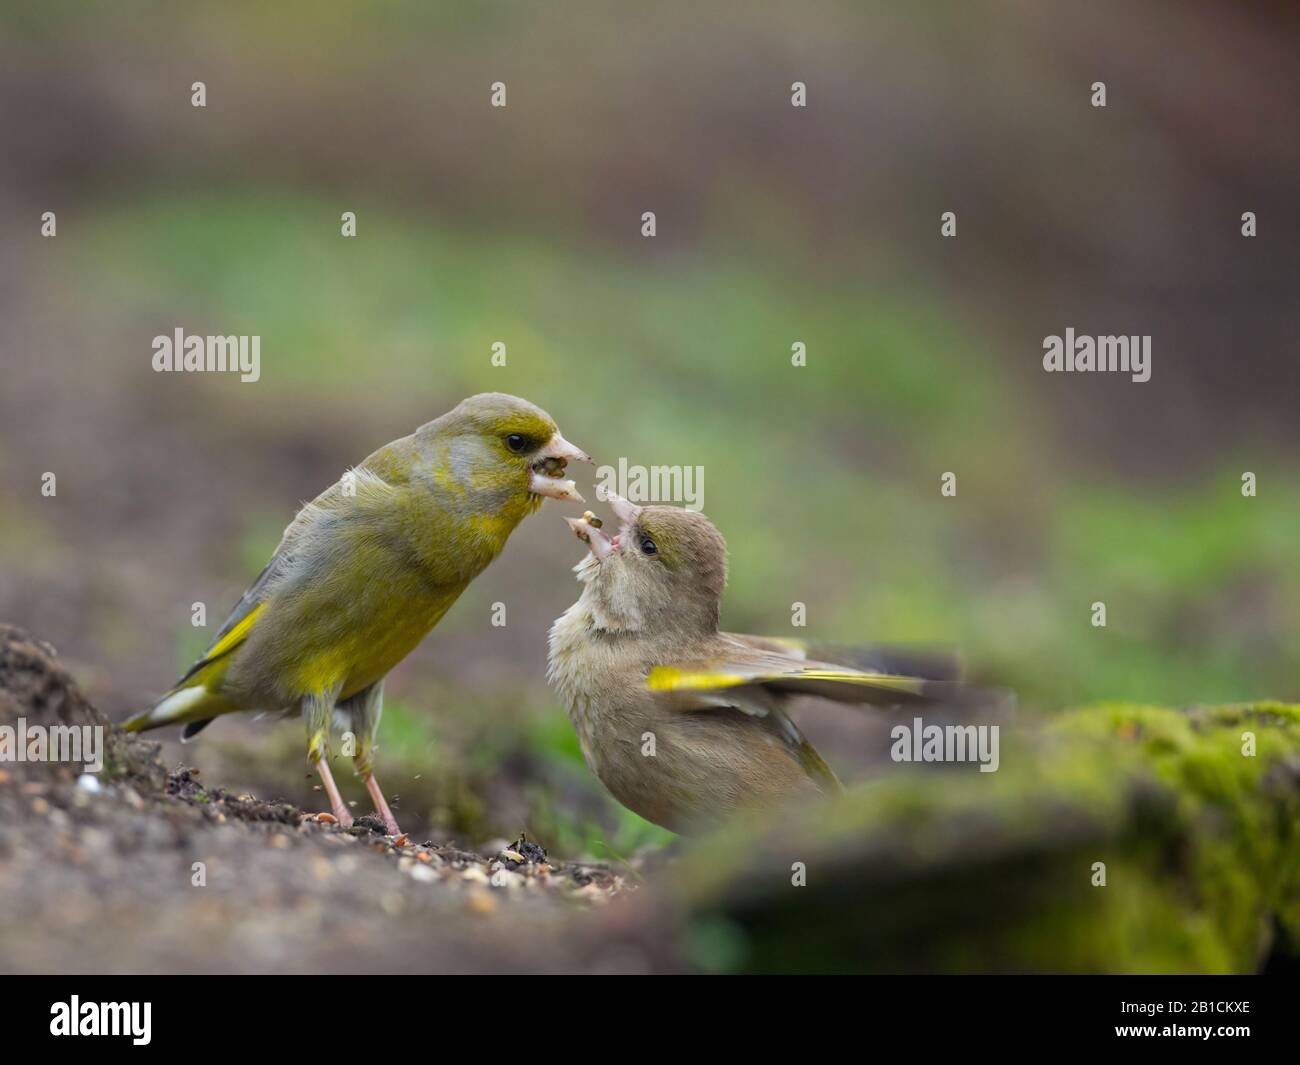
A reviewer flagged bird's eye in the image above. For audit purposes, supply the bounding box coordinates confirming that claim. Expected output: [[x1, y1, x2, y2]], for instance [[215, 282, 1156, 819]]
[[505, 433, 528, 454], [639, 536, 658, 556]]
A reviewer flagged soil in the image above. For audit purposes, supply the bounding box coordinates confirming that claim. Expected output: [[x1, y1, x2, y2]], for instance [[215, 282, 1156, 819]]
[[0, 624, 679, 973]]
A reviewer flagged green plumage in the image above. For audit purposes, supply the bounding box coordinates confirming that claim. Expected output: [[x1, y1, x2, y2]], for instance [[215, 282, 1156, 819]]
[[126, 393, 589, 833]]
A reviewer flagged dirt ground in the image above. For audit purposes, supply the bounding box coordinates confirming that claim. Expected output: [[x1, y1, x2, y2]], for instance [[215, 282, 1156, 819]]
[[0, 624, 683, 973]]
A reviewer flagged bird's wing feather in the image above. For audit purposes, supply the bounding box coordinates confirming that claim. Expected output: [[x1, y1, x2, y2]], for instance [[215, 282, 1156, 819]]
[[646, 638, 966, 707], [175, 467, 393, 687], [726, 633, 963, 682], [643, 639, 981, 798], [673, 678, 844, 795]]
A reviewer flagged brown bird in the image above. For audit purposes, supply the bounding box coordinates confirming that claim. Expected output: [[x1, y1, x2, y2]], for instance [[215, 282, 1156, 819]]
[[547, 494, 969, 834]]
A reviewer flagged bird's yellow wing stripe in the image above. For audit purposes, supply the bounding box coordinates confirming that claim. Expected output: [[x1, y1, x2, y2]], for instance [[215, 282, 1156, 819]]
[[788, 669, 926, 694], [208, 603, 264, 658], [646, 667, 751, 691], [646, 665, 925, 694], [176, 602, 265, 685]]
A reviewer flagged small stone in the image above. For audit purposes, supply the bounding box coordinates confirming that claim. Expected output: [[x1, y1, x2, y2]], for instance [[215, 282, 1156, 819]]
[[407, 863, 437, 883]]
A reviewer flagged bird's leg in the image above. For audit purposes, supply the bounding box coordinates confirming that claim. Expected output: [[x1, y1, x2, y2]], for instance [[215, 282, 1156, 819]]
[[338, 680, 401, 836], [313, 754, 353, 826], [303, 687, 352, 826], [364, 771, 401, 837]]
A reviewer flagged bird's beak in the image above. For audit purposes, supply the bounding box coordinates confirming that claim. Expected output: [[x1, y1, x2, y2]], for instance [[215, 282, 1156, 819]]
[[529, 433, 591, 503], [566, 489, 637, 562], [566, 513, 618, 561], [545, 433, 592, 466], [601, 489, 642, 526]]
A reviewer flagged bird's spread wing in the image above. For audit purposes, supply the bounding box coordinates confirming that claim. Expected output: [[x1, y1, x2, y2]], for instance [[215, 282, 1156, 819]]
[[646, 636, 971, 708], [644, 637, 991, 797], [647, 660, 934, 704], [725, 633, 963, 683]]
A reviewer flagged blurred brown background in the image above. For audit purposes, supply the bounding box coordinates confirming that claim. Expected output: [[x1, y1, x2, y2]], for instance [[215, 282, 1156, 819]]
[[1, 1, 1298, 853]]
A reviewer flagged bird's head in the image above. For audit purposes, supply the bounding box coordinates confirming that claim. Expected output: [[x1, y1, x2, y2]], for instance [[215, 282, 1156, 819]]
[[416, 393, 590, 513], [566, 495, 727, 635]]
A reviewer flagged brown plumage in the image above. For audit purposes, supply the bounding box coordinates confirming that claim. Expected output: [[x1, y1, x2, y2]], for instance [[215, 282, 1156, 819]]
[[547, 496, 968, 834]]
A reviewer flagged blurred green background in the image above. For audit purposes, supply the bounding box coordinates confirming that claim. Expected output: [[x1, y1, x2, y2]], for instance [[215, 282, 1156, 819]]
[[1, 2, 1298, 856]]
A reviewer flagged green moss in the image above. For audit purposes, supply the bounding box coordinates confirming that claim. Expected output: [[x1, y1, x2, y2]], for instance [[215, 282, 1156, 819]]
[[675, 701, 1300, 973]]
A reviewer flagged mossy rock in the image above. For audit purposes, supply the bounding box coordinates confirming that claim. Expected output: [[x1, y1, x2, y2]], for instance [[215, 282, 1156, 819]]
[[674, 702, 1300, 973]]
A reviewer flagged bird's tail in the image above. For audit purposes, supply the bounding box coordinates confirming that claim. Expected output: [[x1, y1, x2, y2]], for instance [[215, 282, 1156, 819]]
[[122, 685, 227, 734]]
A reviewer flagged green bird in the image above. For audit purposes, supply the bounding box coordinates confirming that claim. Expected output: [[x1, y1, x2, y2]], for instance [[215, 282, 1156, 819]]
[[126, 393, 589, 834], [548, 495, 976, 834]]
